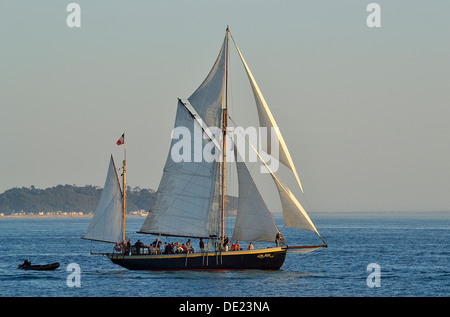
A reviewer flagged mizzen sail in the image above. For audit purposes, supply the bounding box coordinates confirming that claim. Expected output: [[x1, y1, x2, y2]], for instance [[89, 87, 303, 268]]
[[82, 155, 123, 243]]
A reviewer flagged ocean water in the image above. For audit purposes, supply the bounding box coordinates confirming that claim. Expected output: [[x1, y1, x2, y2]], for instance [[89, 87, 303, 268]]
[[0, 213, 448, 298]]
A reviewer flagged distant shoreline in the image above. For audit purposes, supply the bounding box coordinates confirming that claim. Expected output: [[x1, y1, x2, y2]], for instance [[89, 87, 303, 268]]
[[1, 210, 448, 219], [0, 214, 147, 219]]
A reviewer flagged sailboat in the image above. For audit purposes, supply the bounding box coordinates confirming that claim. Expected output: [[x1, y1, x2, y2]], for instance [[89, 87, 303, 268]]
[[83, 27, 327, 270]]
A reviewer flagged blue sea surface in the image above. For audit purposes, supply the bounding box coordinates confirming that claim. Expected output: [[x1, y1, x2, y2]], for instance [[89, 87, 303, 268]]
[[0, 212, 448, 297]]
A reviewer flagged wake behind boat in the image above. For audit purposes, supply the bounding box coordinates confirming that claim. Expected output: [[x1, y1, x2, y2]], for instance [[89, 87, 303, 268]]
[[82, 27, 327, 271]]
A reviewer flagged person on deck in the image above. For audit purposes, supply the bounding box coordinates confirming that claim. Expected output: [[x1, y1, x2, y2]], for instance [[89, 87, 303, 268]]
[[276, 232, 285, 247], [126, 239, 131, 254], [175, 242, 183, 253], [134, 240, 144, 254], [164, 243, 171, 254], [186, 239, 192, 253], [152, 238, 161, 249]]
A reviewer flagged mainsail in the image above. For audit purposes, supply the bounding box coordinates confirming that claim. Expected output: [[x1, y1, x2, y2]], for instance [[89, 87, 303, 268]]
[[138, 101, 221, 238], [82, 155, 123, 243], [188, 34, 227, 128], [138, 35, 227, 239]]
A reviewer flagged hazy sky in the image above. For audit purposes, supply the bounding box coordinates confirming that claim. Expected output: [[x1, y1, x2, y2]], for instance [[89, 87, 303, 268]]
[[1, 1, 450, 212]]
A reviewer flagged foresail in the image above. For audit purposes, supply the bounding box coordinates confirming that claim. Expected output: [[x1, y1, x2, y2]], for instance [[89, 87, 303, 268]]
[[232, 149, 279, 242], [82, 156, 123, 243], [231, 35, 304, 194]]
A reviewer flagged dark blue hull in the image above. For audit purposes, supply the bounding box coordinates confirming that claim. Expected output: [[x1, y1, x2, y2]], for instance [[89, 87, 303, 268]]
[[107, 247, 287, 271]]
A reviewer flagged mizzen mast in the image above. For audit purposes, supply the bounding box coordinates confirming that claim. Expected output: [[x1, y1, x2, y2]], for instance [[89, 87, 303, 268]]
[[118, 132, 127, 246]]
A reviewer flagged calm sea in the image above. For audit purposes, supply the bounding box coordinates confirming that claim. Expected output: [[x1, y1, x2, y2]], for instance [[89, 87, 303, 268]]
[[0, 212, 448, 300]]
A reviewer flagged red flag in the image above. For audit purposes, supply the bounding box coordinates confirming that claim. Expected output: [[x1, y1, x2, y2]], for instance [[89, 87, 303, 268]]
[[116, 134, 124, 146]]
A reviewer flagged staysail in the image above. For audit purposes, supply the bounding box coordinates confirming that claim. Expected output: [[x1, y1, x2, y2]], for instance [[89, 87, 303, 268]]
[[232, 148, 279, 242], [82, 155, 123, 243], [138, 35, 227, 239]]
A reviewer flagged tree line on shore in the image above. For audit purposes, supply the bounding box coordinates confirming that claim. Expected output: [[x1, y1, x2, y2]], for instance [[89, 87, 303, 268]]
[[0, 185, 156, 215]]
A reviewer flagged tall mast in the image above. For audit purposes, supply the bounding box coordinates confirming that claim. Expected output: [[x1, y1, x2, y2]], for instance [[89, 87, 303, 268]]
[[221, 27, 229, 245], [122, 131, 127, 246]]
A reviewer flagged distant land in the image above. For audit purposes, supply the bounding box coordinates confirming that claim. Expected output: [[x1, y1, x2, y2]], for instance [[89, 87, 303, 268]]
[[0, 185, 155, 216], [0, 185, 238, 217]]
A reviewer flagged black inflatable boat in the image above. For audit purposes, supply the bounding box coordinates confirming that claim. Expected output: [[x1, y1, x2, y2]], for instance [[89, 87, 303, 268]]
[[18, 260, 60, 271]]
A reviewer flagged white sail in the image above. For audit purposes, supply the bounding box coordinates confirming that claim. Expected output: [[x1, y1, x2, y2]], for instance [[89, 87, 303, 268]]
[[271, 174, 319, 235], [232, 36, 305, 194], [139, 101, 221, 238], [188, 34, 227, 128], [139, 37, 226, 238], [232, 149, 279, 242], [240, 133, 321, 236], [82, 155, 123, 243]]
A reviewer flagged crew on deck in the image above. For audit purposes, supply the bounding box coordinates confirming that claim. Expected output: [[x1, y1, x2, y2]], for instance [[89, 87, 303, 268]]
[[117, 236, 281, 255]]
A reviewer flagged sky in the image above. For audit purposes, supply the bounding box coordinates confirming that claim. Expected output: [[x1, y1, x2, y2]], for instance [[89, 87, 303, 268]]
[[1, 1, 450, 213]]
